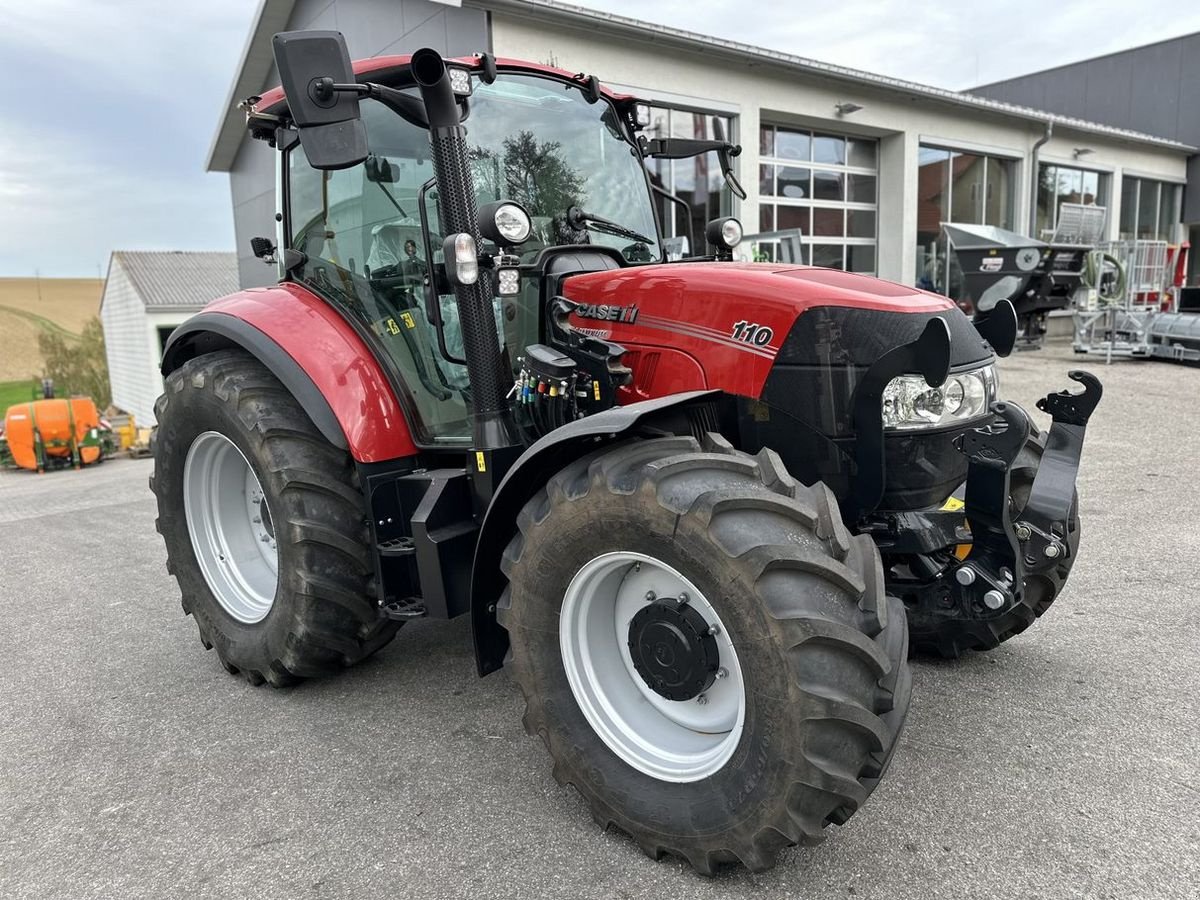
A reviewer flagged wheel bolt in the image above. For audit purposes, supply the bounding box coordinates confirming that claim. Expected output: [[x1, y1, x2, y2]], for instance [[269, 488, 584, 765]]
[[645, 590, 656, 602], [678, 592, 689, 605], [696, 693, 708, 705], [715, 667, 728, 680], [708, 624, 721, 636]]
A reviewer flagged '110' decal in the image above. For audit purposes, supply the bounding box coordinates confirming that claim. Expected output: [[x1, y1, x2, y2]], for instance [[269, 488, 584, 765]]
[[731, 321, 774, 346]]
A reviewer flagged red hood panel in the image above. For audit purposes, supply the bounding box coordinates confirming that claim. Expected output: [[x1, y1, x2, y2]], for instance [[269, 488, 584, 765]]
[[561, 262, 953, 398]]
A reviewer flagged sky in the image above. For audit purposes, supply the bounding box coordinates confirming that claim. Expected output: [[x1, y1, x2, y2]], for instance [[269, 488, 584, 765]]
[[1, 0, 1197, 278]]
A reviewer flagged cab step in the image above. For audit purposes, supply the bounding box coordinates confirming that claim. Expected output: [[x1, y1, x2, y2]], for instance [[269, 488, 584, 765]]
[[381, 596, 427, 620]]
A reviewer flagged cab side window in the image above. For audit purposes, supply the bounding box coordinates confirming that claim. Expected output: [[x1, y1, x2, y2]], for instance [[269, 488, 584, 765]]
[[286, 103, 473, 444]]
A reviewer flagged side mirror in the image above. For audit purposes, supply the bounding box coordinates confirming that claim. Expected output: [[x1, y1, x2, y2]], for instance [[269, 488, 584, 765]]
[[272, 30, 367, 170]]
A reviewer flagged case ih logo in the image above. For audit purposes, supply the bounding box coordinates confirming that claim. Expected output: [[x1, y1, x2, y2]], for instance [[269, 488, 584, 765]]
[[575, 303, 639, 324]]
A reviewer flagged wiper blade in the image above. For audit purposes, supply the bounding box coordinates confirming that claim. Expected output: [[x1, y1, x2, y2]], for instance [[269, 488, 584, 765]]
[[567, 206, 654, 247]]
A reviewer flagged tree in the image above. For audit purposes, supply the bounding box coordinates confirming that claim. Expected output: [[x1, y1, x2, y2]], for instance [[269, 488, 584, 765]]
[[470, 131, 586, 219], [38, 317, 110, 408]]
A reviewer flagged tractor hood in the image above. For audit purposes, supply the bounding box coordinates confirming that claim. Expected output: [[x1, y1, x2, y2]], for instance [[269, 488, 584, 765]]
[[562, 262, 955, 327], [560, 261, 980, 398], [560, 260, 997, 511]]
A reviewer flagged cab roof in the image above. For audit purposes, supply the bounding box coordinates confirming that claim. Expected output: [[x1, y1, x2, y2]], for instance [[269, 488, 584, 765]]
[[250, 53, 630, 122]]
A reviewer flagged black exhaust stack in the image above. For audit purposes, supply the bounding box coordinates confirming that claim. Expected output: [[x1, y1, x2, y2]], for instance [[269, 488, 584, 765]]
[[411, 48, 516, 450]]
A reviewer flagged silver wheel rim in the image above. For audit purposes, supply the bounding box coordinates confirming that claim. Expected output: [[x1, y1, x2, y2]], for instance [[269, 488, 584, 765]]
[[183, 431, 278, 624], [559, 551, 745, 783]]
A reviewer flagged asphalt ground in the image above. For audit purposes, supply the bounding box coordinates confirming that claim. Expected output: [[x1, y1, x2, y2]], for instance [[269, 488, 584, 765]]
[[1, 346, 1198, 899]]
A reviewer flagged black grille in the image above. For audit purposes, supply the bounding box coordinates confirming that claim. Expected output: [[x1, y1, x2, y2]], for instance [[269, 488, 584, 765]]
[[775, 306, 991, 368]]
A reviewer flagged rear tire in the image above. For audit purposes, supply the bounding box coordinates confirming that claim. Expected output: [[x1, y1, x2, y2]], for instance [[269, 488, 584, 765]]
[[499, 434, 911, 873], [151, 349, 400, 686], [907, 428, 1080, 657]]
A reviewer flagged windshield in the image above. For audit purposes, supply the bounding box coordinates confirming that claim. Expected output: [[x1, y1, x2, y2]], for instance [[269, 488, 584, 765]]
[[285, 70, 660, 445], [463, 74, 661, 260]]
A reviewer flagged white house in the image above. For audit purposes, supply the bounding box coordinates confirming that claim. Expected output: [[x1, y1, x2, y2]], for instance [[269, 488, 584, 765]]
[[100, 251, 237, 425]]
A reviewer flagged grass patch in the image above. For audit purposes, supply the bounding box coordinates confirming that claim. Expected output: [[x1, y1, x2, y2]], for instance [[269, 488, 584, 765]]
[[0, 380, 38, 412]]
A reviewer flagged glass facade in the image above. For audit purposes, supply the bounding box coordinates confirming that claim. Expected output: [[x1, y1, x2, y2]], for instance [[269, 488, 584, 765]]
[[758, 124, 878, 273], [914, 145, 1017, 299], [642, 106, 735, 256], [1036, 163, 1109, 238], [1118, 176, 1182, 241]]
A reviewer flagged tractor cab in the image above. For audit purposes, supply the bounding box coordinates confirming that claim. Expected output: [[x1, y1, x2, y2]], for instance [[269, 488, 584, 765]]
[[247, 39, 717, 448]]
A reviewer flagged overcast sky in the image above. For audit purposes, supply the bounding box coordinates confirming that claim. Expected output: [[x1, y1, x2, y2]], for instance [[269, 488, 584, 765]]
[[1, 0, 1197, 278]]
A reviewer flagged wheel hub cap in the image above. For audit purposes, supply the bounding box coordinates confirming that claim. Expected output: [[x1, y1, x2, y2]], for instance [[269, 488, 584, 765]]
[[559, 551, 745, 783], [628, 598, 719, 701]]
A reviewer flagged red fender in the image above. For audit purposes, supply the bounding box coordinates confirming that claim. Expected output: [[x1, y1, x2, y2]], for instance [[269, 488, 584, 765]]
[[170, 283, 417, 463]]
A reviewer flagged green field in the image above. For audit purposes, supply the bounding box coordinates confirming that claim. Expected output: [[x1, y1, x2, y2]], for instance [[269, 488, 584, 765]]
[[0, 380, 38, 412]]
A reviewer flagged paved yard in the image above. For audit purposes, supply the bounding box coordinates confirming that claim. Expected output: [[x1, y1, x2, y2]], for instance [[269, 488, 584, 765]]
[[1, 347, 1197, 899]]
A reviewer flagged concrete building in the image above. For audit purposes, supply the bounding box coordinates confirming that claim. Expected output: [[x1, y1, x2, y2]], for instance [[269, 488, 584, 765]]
[[971, 31, 1199, 281], [100, 251, 238, 425], [208, 0, 1194, 300]]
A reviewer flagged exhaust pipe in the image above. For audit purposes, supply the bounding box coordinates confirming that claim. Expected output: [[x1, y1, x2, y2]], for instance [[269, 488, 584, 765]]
[[411, 48, 461, 129], [411, 48, 515, 449]]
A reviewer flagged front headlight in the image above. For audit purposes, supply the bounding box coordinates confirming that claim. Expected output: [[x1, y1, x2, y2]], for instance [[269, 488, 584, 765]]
[[882, 364, 998, 430]]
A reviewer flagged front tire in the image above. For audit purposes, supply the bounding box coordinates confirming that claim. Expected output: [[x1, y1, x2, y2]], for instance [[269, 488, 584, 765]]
[[151, 349, 400, 686], [499, 434, 910, 873]]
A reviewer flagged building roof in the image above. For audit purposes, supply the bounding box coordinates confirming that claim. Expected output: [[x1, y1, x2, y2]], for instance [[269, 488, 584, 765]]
[[207, 0, 1195, 172], [970, 30, 1200, 91], [108, 251, 239, 311]]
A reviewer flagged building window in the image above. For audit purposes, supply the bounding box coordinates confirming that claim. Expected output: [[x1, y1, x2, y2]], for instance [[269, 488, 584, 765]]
[[642, 107, 735, 256], [1036, 163, 1109, 238], [758, 124, 878, 273], [1119, 176, 1182, 242], [915, 145, 1017, 298]]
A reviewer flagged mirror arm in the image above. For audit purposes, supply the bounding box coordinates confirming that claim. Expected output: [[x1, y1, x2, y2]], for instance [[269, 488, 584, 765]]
[[640, 137, 746, 200], [364, 83, 430, 129], [311, 78, 431, 129], [639, 136, 741, 160]]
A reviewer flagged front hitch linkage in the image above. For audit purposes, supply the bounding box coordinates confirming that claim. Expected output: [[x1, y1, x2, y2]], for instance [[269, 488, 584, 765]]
[[1018, 370, 1103, 569], [953, 370, 1102, 613]]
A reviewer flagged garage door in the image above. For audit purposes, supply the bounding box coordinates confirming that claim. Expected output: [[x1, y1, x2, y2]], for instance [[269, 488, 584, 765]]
[[758, 124, 878, 274]]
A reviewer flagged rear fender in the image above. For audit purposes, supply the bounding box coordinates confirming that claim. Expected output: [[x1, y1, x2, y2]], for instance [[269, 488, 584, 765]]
[[470, 390, 727, 675], [161, 284, 417, 462]]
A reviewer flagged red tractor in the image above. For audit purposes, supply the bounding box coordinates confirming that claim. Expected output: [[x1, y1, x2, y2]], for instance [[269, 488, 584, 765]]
[[152, 31, 1101, 873]]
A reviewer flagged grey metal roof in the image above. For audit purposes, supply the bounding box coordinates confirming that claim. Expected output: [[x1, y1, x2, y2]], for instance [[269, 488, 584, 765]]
[[206, 0, 1194, 172], [111, 251, 239, 310], [970, 30, 1200, 91]]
